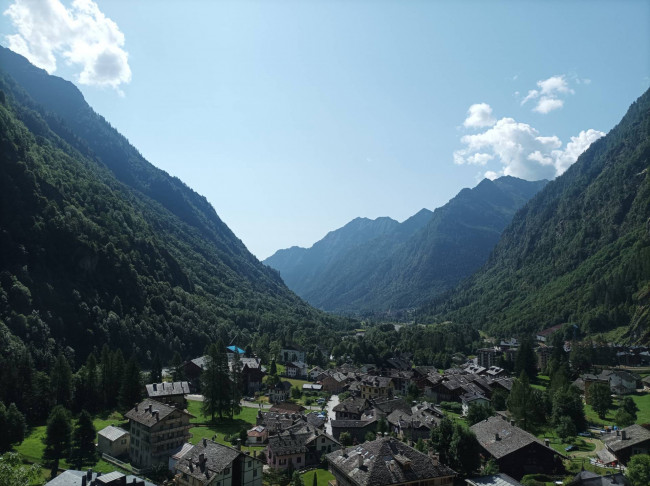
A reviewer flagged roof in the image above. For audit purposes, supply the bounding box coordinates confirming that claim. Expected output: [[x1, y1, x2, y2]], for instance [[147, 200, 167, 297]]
[[326, 437, 456, 486], [269, 402, 306, 413], [302, 384, 323, 391], [372, 397, 411, 415], [171, 442, 195, 460], [466, 473, 523, 486], [175, 439, 254, 483], [603, 424, 650, 452], [145, 381, 190, 397], [226, 345, 245, 354], [470, 416, 559, 460], [248, 426, 266, 437], [124, 398, 193, 427], [333, 398, 370, 415], [44, 470, 155, 486], [567, 470, 629, 486], [331, 417, 377, 429], [97, 425, 129, 442]]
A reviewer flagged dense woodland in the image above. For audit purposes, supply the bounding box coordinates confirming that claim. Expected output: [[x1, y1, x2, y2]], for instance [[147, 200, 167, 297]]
[[0, 46, 356, 375], [421, 88, 650, 343]]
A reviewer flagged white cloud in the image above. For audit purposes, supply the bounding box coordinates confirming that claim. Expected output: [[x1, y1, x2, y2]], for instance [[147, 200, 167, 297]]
[[484, 170, 499, 180], [4, 0, 131, 91], [454, 105, 605, 180], [463, 103, 496, 128], [521, 75, 574, 114], [533, 97, 564, 114]]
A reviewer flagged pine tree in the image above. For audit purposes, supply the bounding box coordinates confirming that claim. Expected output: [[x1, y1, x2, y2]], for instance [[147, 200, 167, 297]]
[[44, 405, 72, 477], [51, 354, 73, 408], [201, 341, 231, 421], [230, 351, 243, 418], [70, 410, 97, 468], [514, 337, 537, 381], [119, 355, 142, 411], [170, 351, 185, 382], [588, 383, 612, 419], [149, 353, 163, 384], [6, 403, 26, 447]]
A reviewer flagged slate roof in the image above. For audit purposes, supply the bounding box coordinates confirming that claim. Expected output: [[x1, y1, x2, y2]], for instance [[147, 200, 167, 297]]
[[360, 375, 393, 388], [97, 425, 129, 442], [269, 402, 305, 413], [387, 409, 439, 430], [372, 397, 411, 415], [567, 470, 630, 486], [466, 473, 523, 486], [333, 398, 370, 415], [603, 424, 650, 452], [330, 417, 377, 429], [327, 437, 456, 486], [268, 422, 338, 456], [145, 381, 190, 398], [44, 469, 154, 486], [175, 439, 248, 484], [124, 398, 193, 427], [470, 416, 560, 460]]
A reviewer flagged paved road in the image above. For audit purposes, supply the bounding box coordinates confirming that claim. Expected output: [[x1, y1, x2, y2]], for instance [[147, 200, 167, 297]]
[[325, 394, 339, 436]]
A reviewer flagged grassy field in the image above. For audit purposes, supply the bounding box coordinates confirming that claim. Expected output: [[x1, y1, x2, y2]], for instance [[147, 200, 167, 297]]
[[301, 467, 335, 486], [15, 414, 131, 481], [584, 392, 650, 427]]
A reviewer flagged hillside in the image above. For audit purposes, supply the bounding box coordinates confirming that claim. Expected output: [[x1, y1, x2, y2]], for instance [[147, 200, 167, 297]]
[[265, 177, 546, 314], [0, 47, 353, 368], [422, 88, 650, 342]]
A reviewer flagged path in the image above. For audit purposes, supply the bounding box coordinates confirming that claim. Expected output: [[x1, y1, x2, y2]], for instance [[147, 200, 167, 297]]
[[325, 394, 339, 436]]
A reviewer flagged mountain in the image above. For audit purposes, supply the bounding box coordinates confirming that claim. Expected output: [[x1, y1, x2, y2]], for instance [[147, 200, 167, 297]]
[[422, 88, 650, 342], [0, 46, 353, 367], [265, 177, 546, 314]]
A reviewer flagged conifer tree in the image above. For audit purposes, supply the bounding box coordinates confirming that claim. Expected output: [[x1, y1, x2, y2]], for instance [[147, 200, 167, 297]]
[[119, 355, 142, 411], [70, 410, 97, 468], [149, 353, 163, 384], [6, 403, 26, 447], [51, 353, 73, 408], [230, 351, 243, 417], [44, 405, 72, 477], [201, 341, 231, 421]]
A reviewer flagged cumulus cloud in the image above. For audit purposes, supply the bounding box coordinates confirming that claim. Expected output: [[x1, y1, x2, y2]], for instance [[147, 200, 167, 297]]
[[521, 75, 574, 114], [463, 103, 496, 128], [4, 0, 131, 91], [453, 105, 605, 180]]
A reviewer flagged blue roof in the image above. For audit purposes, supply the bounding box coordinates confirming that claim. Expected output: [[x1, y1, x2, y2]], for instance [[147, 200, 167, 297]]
[[227, 345, 245, 354]]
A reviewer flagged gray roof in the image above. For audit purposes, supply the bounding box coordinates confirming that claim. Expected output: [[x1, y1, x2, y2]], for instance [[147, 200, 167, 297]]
[[466, 473, 523, 486], [603, 424, 650, 452], [97, 425, 129, 442], [175, 439, 257, 483], [470, 416, 559, 459], [327, 437, 456, 486], [269, 423, 339, 456], [145, 381, 190, 398], [331, 417, 377, 429], [125, 398, 193, 427], [333, 398, 370, 415], [568, 470, 629, 486], [45, 470, 155, 486]]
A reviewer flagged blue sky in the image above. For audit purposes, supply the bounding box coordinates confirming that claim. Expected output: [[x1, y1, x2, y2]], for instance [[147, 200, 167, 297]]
[[2, 1, 649, 259]]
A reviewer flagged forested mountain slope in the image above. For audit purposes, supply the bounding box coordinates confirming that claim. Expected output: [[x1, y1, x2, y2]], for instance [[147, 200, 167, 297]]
[[266, 177, 546, 314], [422, 88, 650, 342], [0, 47, 353, 368]]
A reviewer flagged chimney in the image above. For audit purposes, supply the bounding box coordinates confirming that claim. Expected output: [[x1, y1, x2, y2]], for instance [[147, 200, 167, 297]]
[[621, 430, 627, 440], [203, 438, 207, 447], [199, 453, 206, 465], [188, 458, 194, 471], [154, 411, 159, 421], [616, 429, 620, 436], [357, 453, 363, 469], [87, 469, 93, 480], [82, 477, 87, 486], [545, 439, 550, 447], [510, 419, 515, 426], [495, 433, 500, 441], [153, 383, 157, 392], [135, 404, 138, 412]]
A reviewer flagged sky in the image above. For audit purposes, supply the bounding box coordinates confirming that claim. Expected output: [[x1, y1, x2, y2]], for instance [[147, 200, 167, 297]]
[[2, 1, 649, 260]]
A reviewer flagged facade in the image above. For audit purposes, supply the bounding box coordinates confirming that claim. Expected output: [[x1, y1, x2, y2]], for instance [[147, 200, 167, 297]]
[[175, 438, 263, 486], [269, 381, 292, 404], [125, 399, 194, 469], [470, 416, 564, 480], [285, 361, 307, 379], [333, 398, 371, 420], [267, 423, 340, 470], [97, 425, 130, 458], [330, 417, 377, 443], [477, 348, 501, 369], [280, 346, 306, 364], [246, 426, 268, 446], [145, 381, 190, 408], [359, 376, 394, 400], [327, 437, 456, 486]]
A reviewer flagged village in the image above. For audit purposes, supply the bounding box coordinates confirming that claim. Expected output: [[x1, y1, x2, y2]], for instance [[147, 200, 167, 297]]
[[33, 326, 650, 486]]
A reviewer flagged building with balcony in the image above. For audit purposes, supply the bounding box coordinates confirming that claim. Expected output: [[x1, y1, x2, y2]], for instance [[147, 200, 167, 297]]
[[125, 399, 194, 469]]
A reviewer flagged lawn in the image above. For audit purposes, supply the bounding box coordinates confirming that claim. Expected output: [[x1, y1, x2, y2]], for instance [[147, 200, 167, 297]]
[[186, 399, 260, 424], [584, 391, 650, 427], [301, 467, 335, 486]]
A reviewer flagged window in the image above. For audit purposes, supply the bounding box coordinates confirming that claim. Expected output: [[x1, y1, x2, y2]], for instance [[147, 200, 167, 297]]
[[297, 457, 301, 463], [248, 461, 252, 467], [224, 468, 230, 475], [253, 469, 258, 477]]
